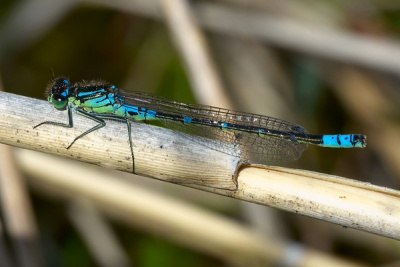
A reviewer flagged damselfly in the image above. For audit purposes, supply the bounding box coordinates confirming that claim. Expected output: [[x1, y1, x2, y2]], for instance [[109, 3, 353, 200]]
[[34, 77, 367, 170]]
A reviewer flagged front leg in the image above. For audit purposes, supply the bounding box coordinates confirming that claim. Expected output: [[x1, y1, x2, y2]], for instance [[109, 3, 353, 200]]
[[33, 105, 73, 129]]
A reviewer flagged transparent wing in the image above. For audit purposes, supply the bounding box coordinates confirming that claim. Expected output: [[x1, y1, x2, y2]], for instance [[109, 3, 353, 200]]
[[121, 91, 308, 164]]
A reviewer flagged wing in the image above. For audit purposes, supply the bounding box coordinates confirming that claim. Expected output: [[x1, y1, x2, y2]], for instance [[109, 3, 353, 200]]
[[121, 91, 308, 164]]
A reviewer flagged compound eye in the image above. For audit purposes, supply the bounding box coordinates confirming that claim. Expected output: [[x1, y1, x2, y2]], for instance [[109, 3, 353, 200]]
[[52, 93, 68, 110]]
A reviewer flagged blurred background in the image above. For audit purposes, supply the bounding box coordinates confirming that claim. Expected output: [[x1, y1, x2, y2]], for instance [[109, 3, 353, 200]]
[[1, 0, 400, 266]]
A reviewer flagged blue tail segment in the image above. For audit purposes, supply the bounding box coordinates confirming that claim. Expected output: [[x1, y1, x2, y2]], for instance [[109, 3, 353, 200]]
[[321, 134, 366, 148]]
